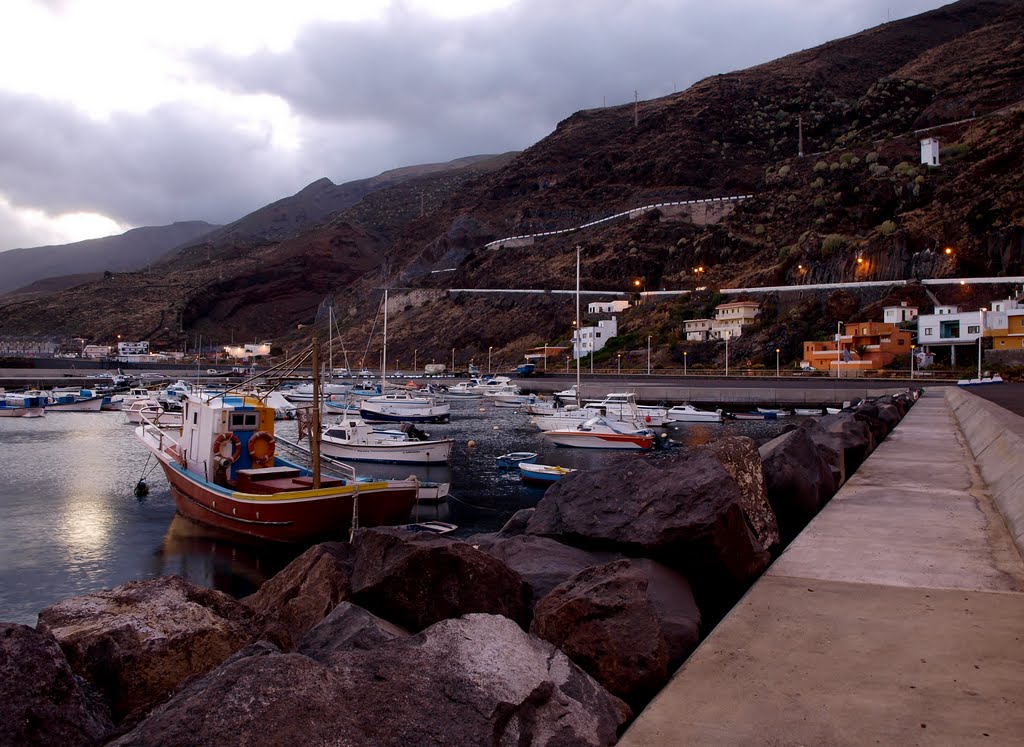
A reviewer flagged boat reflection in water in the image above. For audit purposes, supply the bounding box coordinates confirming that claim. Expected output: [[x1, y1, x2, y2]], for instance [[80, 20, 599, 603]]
[[155, 514, 303, 599]]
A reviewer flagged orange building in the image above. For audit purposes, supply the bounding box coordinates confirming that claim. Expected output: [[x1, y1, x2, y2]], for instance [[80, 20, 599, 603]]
[[802, 321, 912, 376]]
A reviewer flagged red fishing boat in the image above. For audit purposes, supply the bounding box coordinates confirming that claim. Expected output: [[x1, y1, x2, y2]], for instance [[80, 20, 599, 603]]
[[136, 392, 417, 543]]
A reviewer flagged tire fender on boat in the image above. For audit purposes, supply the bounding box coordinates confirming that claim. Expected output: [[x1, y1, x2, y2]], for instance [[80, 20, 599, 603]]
[[213, 432, 242, 463], [248, 430, 276, 467]]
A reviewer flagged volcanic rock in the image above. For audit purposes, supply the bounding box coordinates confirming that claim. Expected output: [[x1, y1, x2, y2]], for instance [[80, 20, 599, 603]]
[[695, 436, 779, 551], [817, 410, 877, 474], [297, 602, 407, 663], [760, 424, 840, 542], [349, 527, 526, 630], [473, 534, 621, 610], [0, 623, 112, 746], [242, 541, 353, 647], [114, 614, 629, 747], [37, 575, 259, 721]]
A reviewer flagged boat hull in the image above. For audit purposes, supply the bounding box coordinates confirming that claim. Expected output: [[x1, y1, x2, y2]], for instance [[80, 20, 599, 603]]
[[0, 406, 45, 418], [358, 406, 451, 424], [664, 407, 723, 423], [542, 432, 654, 449], [320, 439, 453, 464], [47, 396, 105, 412], [519, 463, 576, 485]]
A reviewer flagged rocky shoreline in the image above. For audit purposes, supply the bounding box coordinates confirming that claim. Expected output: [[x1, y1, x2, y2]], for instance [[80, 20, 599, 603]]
[[1, 391, 919, 746]]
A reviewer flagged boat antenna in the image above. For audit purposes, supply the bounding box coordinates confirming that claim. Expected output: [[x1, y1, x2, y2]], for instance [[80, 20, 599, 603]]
[[575, 244, 582, 408], [310, 335, 322, 489]]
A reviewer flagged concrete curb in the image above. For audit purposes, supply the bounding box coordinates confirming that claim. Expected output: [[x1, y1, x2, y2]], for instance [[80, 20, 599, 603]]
[[947, 386, 1024, 557]]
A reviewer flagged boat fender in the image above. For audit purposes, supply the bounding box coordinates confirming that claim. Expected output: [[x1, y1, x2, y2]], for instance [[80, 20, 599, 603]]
[[213, 432, 242, 463], [248, 430, 276, 467], [645, 415, 652, 423]]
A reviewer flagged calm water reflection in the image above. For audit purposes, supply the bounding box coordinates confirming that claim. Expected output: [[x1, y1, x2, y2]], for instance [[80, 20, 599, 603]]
[[0, 400, 793, 624]]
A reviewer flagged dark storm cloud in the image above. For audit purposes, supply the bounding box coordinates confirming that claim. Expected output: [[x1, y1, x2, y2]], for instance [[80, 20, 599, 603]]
[[0, 90, 301, 230], [195, 0, 945, 175]]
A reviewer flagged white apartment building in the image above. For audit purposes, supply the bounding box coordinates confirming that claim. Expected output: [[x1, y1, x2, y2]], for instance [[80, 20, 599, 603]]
[[83, 345, 112, 358], [588, 300, 631, 314], [917, 305, 984, 346], [573, 317, 618, 359], [710, 301, 760, 340], [684, 318, 715, 342]]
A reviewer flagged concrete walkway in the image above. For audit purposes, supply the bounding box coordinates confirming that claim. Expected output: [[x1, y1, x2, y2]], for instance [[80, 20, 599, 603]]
[[620, 389, 1024, 746]]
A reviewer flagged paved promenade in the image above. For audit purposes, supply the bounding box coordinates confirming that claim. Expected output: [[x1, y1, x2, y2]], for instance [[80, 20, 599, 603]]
[[620, 388, 1024, 745]]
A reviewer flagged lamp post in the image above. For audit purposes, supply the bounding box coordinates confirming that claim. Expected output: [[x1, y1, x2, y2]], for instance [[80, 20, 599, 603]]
[[413, 349, 417, 372], [978, 308, 986, 380], [617, 353, 621, 375], [775, 348, 780, 378], [451, 347, 455, 373], [488, 346, 492, 375], [683, 351, 688, 376], [725, 334, 729, 377], [911, 344, 916, 380], [836, 322, 844, 379], [647, 336, 651, 375]]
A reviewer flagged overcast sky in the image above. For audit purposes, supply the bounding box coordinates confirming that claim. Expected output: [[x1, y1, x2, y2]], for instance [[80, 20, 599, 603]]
[[0, 0, 952, 252]]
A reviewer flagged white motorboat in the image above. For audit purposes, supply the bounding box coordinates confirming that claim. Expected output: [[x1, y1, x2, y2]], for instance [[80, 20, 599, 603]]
[[124, 400, 184, 427], [320, 417, 454, 464], [46, 389, 106, 412], [359, 392, 451, 424], [0, 392, 47, 418], [794, 407, 824, 416], [554, 384, 579, 398], [664, 403, 724, 423], [542, 416, 657, 450], [520, 462, 577, 485], [105, 387, 155, 411], [582, 392, 671, 427], [283, 381, 353, 402], [444, 381, 485, 399]]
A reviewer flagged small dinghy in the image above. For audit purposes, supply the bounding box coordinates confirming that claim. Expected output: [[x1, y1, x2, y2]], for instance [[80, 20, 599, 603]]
[[496, 451, 540, 469]]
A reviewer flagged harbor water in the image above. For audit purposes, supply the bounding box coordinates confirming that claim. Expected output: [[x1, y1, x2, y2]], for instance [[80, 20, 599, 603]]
[[0, 399, 793, 625]]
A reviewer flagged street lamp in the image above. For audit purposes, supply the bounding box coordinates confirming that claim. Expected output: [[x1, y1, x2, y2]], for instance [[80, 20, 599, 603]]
[[978, 308, 986, 380], [683, 351, 688, 376], [911, 344, 916, 380], [451, 347, 455, 373], [488, 346, 493, 374], [725, 333, 729, 377], [617, 353, 621, 375], [647, 336, 652, 375], [413, 349, 418, 372], [836, 322, 844, 378], [775, 348, 780, 378]]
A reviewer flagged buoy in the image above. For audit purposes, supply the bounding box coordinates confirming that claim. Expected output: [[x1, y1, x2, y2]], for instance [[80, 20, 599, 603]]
[[467, 440, 477, 448], [492, 425, 500, 430], [134, 480, 149, 498], [478, 407, 486, 412]]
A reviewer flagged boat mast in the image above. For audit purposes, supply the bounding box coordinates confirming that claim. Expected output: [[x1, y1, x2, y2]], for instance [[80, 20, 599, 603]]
[[328, 303, 333, 378], [311, 336, 322, 488], [575, 244, 581, 407], [381, 289, 388, 395]]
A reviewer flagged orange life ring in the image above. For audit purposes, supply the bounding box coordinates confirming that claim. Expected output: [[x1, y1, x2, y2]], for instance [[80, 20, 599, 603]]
[[213, 432, 242, 463], [248, 430, 276, 467]]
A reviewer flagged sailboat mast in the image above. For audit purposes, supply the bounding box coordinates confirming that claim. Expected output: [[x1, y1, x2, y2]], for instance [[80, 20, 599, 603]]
[[328, 303, 334, 377], [311, 336, 322, 489], [381, 289, 388, 394], [575, 245, 581, 406]]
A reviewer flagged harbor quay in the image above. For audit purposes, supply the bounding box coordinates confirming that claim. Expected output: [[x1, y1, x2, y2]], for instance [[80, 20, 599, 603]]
[[620, 385, 1024, 745]]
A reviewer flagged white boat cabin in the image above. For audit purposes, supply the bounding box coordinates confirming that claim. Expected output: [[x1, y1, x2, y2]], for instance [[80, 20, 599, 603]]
[[179, 394, 278, 483]]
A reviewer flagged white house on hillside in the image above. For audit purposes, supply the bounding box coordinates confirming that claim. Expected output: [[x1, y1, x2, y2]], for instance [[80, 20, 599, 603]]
[[883, 302, 918, 325], [684, 318, 714, 341], [917, 303, 983, 366], [711, 301, 760, 340], [573, 317, 618, 359], [588, 300, 630, 314]]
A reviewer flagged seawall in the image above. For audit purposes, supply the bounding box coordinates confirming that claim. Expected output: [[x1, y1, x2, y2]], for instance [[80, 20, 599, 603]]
[[619, 388, 1024, 744]]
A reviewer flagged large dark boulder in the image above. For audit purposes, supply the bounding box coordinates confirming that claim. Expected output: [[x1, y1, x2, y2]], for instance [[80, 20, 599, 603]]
[[350, 528, 527, 630], [759, 425, 839, 542], [696, 436, 779, 552], [474, 534, 621, 610], [530, 559, 700, 709], [851, 401, 890, 442], [498, 507, 536, 536], [0, 623, 112, 746], [297, 602, 407, 663], [242, 541, 353, 647], [37, 575, 259, 721], [525, 444, 771, 614], [114, 615, 629, 747], [876, 403, 903, 432], [815, 411, 877, 475]]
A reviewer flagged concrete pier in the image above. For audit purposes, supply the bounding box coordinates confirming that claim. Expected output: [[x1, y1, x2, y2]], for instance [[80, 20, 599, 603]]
[[619, 388, 1024, 745]]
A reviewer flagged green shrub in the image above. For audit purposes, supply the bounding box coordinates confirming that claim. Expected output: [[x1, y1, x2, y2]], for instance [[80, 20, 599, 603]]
[[869, 163, 889, 176], [778, 165, 792, 177], [940, 143, 970, 160], [814, 197, 827, 209], [811, 177, 825, 189], [877, 220, 897, 236], [821, 234, 851, 256], [840, 153, 854, 164], [814, 161, 829, 172], [866, 151, 879, 164]]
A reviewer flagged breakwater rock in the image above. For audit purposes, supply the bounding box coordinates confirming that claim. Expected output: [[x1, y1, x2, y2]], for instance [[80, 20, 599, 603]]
[[0, 390, 920, 745]]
